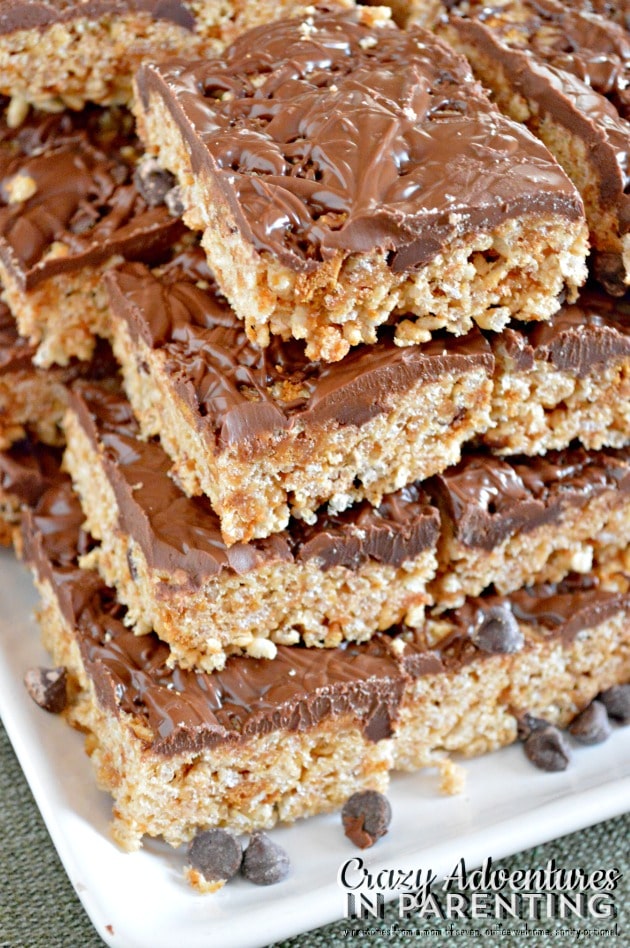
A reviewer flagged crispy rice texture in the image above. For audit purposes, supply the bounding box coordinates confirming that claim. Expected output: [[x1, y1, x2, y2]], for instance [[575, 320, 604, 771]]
[[109, 312, 494, 545], [135, 89, 588, 362]]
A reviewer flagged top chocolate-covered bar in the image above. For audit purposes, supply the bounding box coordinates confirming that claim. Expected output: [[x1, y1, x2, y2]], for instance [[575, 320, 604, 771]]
[[133, 7, 588, 361]]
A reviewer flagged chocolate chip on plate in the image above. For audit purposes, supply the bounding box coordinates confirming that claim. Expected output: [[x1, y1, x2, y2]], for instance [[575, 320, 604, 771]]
[[471, 604, 524, 654], [524, 725, 571, 772], [342, 790, 392, 849], [598, 685, 630, 724], [568, 701, 612, 745], [186, 828, 242, 890], [241, 831, 290, 886], [23, 666, 67, 713], [133, 157, 176, 206]]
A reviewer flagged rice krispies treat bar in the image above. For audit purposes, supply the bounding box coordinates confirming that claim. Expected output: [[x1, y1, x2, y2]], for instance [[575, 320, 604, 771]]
[[21, 475, 630, 851], [427, 445, 630, 610], [63, 382, 441, 670], [443, 0, 630, 294], [132, 8, 588, 363], [483, 287, 630, 455], [0, 0, 350, 117], [0, 104, 183, 367], [106, 249, 495, 545]]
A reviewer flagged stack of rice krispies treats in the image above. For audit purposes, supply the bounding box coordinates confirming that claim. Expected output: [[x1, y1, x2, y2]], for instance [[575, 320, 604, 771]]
[[0, 1, 628, 858]]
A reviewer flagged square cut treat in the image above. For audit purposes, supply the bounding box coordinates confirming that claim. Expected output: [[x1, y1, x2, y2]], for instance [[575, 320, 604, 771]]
[[132, 7, 589, 362], [427, 445, 630, 609], [483, 288, 630, 455], [0, 300, 119, 448], [0, 103, 183, 366], [106, 247, 495, 544], [21, 472, 630, 849], [0, 0, 345, 116], [63, 382, 441, 670], [444, 0, 630, 293]]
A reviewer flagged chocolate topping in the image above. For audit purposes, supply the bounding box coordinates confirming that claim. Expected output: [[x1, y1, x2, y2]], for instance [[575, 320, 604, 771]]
[[0, 1, 195, 34], [0, 105, 183, 290], [106, 247, 494, 449], [494, 287, 630, 377], [68, 382, 440, 583], [134, 9, 582, 275], [19, 462, 629, 756], [429, 443, 630, 552]]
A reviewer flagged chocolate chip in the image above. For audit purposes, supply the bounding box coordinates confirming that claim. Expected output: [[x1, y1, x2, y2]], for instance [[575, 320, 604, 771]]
[[471, 604, 523, 654], [568, 701, 612, 745], [342, 790, 392, 849], [24, 666, 68, 713], [133, 157, 176, 206], [524, 725, 571, 772], [517, 712, 549, 741], [598, 685, 630, 724], [187, 829, 242, 886], [165, 185, 184, 217], [241, 831, 290, 886]]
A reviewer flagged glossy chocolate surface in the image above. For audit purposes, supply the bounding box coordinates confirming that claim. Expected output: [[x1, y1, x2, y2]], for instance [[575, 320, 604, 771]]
[[106, 247, 494, 448], [430, 444, 630, 551], [69, 382, 441, 582], [0, 105, 182, 289], [134, 9, 582, 274]]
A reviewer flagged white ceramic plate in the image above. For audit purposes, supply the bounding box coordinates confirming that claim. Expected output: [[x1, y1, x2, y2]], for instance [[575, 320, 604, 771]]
[[0, 547, 628, 948]]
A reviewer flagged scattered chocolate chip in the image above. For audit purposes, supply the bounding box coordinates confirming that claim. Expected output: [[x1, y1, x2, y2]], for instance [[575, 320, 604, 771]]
[[598, 685, 630, 724], [165, 185, 185, 217], [524, 725, 571, 772], [568, 701, 612, 745], [241, 831, 290, 886], [187, 829, 242, 886], [24, 666, 68, 713], [133, 157, 176, 206], [471, 604, 524, 654], [342, 790, 392, 849]]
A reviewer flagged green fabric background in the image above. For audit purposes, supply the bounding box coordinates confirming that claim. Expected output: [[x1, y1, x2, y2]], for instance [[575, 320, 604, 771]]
[[0, 722, 627, 948]]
